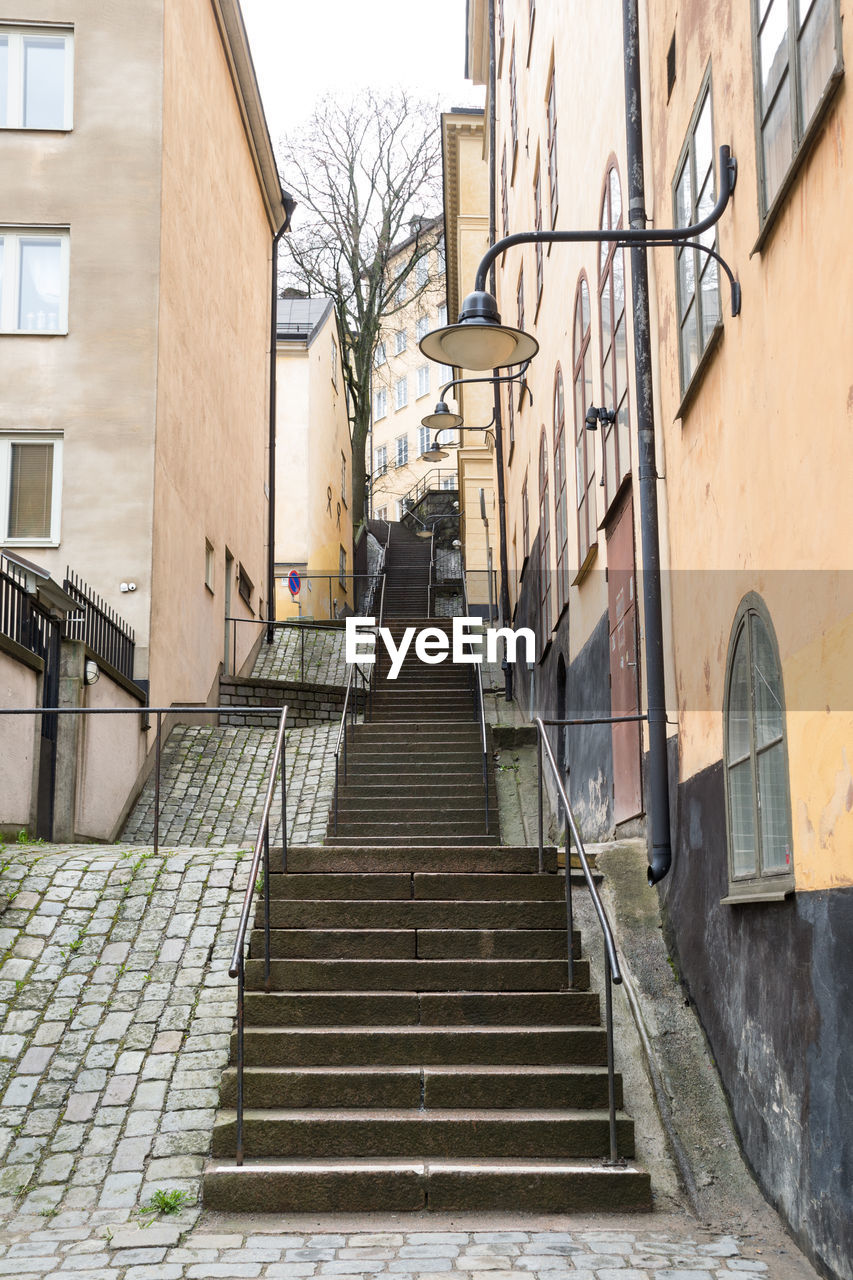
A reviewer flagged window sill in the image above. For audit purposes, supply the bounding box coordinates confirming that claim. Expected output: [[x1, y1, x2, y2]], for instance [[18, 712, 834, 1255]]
[[1, 329, 68, 338], [518, 553, 530, 586], [675, 320, 724, 422], [538, 635, 553, 666], [720, 882, 794, 905], [598, 472, 633, 529], [571, 542, 598, 587], [507, 438, 515, 466], [205, 583, 215, 597], [2, 538, 59, 549], [752, 66, 844, 258], [1, 125, 72, 134], [553, 598, 569, 631]]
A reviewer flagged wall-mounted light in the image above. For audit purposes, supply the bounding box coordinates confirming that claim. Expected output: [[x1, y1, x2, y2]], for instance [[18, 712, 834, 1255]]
[[585, 405, 616, 431], [84, 660, 100, 685]]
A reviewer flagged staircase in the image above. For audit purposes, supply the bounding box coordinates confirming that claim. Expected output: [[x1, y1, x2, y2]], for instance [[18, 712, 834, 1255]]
[[382, 520, 432, 618], [203, 521, 651, 1213]]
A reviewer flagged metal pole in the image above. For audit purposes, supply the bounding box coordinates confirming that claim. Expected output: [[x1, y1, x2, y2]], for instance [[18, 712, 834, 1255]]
[[537, 731, 544, 874], [334, 756, 339, 835], [281, 726, 287, 873], [154, 711, 162, 858], [622, 0, 672, 886], [564, 812, 574, 988], [605, 953, 618, 1162], [301, 626, 305, 683], [263, 819, 271, 993], [236, 953, 244, 1165], [484, 750, 490, 836]]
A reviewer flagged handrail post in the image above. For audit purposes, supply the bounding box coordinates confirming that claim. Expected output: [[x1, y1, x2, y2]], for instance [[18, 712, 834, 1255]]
[[334, 755, 339, 835], [565, 812, 574, 988], [301, 626, 305, 683], [537, 730, 544, 874], [263, 818, 271, 992], [483, 749, 489, 836], [606, 953, 618, 1162], [154, 711, 162, 859], [281, 721, 287, 873], [236, 952, 244, 1166]]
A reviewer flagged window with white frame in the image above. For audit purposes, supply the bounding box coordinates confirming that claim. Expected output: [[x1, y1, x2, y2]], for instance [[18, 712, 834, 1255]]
[[438, 304, 448, 326], [0, 433, 62, 544], [374, 387, 388, 420], [395, 376, 408, 411], [394, 278, 406, 306], [0, 26, 73, 130], [374, 444, 388, 475], [416, 364, 430, 399], [376, 505, 388, 521], [204, 540, 215, 593], [416, 315, 430, 342], [415, 256, 429, 288], [0, 228, 69, 334], [374, 341, 386, 367], [331, 333, 338, 389], [438, 363, 453, 386], [418, 425, 430, 456], [436, 238, 446, 275], [341, 451, 347, 503], [339, 545, 347, 587], [673, 74, 721, 394], [394, 329, 407, 355], [441, 475, 456, 491], [395, 435, 408, 467]]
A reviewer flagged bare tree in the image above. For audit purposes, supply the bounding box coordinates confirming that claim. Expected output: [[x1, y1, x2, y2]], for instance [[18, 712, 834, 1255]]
[[278, 90, 443, 524]]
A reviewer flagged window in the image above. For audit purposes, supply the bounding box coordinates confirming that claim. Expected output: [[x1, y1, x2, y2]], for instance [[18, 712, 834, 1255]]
[[376, 505, 388, 521], [375, 444, 388, 475], [418, 425, 430, 456], [395, 435, 408, 467], [394, 329, 407, 355], [534, 161, 543, 307], [441, 475, 455, 491], [0, 229, 69, 334], [572, 276, 596, 569], [331, 333, 338, 390], [599, 165, 631, 508], [415, 256, 429, 288], [205, 540, 215, 593], [501, 145, 509, 241], [339, 545, 347, 588], [507, 382, 515, 453], [0, 26, 73, 130], [528, 0, 537, 54], [438, 304, 448, 327], [374, 388, 388, 420], [237, 565, 253, 607], [416, 364, 430, 399], [395, 376, 408, 411], [673, 75, 721, 393], [509, 40, 518, 167], [0, 434, 62, 544], [436, 238, 446, 275], [723, 595, 794, 901], [374, 341, 386, 367], [516, 267, 525, 334], [341, 452, 347, 503], [416, 315, 430, 342], [538, 432, 551, 640], [394, 278, 406, 306], [521, 472, 530, 561], [553, 367, 568, 616], [547, 69, 558, 226], [438, 362, 453, 386], [752, 0, 842, 217]]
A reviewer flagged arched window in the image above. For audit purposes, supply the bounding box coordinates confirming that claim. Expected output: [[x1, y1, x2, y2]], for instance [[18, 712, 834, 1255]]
[[723, 595, 794, 900], [553, 366, 568, 616], [599, 163, 631, 511], [572, 276, 595, 569], [538, 430, 551, 641]]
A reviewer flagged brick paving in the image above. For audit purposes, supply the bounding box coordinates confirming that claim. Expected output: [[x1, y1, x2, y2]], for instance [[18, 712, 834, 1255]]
[[252, 628, 347, 686], [121, 724, 336, 847]]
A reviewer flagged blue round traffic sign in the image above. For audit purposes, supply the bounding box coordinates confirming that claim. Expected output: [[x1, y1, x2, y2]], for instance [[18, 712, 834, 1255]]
[[287, 570, 301, 597]]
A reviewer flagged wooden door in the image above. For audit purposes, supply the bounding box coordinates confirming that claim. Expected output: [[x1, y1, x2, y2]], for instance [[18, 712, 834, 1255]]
[[606, 494, 643, 823]]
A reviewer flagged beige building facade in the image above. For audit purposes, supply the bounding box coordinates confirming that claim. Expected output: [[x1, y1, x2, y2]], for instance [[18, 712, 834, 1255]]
[[273, 296, 354, 622]]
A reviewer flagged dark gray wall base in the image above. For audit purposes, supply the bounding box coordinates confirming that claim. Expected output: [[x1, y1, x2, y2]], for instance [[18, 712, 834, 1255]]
[[661, 759, 853, 1280], [219, 676, 347, 728]]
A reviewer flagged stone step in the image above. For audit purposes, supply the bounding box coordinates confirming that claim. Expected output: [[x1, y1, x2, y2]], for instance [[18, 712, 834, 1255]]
[[219, 1064, 622, 1110], [203, 1156, 652, 1213], [242, 990, 601, 1027], [272, 849, 558, 875], [249, 928, 579, 960], [262, 899, 565, 929], [334, 786, 498, 806], [210, 1108, 635, 1160], [243, 957, 588, 991], [326, 820, 497, 838], [325, 834, 503, 846]]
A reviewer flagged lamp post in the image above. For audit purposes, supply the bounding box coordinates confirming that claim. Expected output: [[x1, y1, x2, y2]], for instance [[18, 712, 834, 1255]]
[[419, 148, 739, 888]]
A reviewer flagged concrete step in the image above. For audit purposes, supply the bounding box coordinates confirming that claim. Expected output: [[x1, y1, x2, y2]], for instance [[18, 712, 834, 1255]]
[[203, 1156, 652, 1213], [325, 834, 503, 846], [249, 928, 579, 960], [262, 900, 566, 929], [243, 957, 588, 991], [242, 990, 601, 1027], [219, 1064, 621, 1111], [334, 787, 497, 806], [326, 821, 497, 838], [272, 848, 558, 874], [210, 1108, 635, 1160]]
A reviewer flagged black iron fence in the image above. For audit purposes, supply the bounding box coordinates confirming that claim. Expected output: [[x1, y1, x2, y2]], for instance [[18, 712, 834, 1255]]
[[63, 569, 136, 682]]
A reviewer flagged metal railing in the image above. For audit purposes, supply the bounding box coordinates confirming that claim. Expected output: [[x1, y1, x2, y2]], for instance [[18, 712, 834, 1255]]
[[535, 715, 624, 1164], [399, 467, 458, 512], [461, 568, 490, 836], [228, 704, 289, 1166], [63, 569, 136, 682], [224, 616, 349, 682]]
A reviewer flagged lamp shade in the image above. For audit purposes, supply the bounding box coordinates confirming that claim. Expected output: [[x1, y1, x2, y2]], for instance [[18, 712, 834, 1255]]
[[421, 401, 464, 431], [420, 440, 448, 461], [419, 290, 539, 370]]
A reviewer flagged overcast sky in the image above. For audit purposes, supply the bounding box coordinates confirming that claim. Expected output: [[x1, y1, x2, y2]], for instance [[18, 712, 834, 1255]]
[[241, 0, 484, 143]]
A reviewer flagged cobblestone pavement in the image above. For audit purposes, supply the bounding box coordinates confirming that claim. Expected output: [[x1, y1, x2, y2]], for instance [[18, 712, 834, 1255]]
[[253, 627, 347, 686], [121, 724, 336, 847]]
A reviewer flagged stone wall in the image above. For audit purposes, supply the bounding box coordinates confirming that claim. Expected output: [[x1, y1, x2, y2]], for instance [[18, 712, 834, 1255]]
[[219, 676, 347, 729]]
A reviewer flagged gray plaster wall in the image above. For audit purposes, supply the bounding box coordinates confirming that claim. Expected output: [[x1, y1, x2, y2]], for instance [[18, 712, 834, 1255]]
[[660, 760, 853, 1280]]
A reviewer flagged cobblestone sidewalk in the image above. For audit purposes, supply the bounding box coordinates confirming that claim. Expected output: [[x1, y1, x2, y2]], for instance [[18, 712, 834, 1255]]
[[253, 628, 347, 686], [121, 725, 336, 847]]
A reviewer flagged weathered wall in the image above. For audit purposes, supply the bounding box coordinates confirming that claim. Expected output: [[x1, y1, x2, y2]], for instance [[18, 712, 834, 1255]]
[[0, 641, 41, 832], [75, 666, 147, 841], [151, 0, 274, 704], [219, 675, 346, 729], [662, 762, 853, 1280], [0, 0, 164, 677]]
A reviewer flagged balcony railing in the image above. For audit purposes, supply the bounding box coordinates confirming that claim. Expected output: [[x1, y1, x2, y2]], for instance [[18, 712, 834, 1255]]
[[63, 569, 136, 682]]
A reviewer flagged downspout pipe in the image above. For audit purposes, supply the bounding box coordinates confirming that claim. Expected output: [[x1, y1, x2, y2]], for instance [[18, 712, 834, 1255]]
[[487, 0, 513, 699], [267, 196, 294, 644], [621, 0, 672, 885]]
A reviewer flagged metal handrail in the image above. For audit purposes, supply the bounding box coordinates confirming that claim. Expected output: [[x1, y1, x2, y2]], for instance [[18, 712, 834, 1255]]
[[534, 715, 622, 1163], [227, 705, 289, 1166], [461, 569, 490, 836], [399, 467, 458, 512], [427, 527, 436, 617]]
